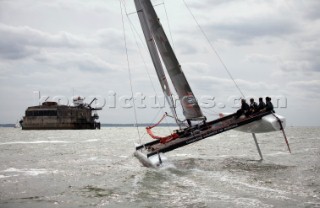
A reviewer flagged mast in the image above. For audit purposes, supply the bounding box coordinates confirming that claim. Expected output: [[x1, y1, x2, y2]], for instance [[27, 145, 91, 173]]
[[134, 0, 180, 125], [134, 0, 204, 121]]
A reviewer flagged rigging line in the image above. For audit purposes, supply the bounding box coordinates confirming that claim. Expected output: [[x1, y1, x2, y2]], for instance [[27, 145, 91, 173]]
[[123, 2, 167, 116], [123, 1, 170, 100], [123, 0, 175, 133], [119, 0, 142, 143], [142, 1, 175, 50], [163, 0, 175, 50], [182, 0, 245, 98], [125, 1, 181, 125], [153, 3, 164, 7], [150, 107, 164, 125], [122, 1, 164, 98], [152, 2, 179, 126], [124, 5, 159, 99], [122, 1, 147, 50]]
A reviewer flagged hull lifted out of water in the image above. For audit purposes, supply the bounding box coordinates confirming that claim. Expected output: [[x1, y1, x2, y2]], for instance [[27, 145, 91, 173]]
[[134, 111, 289, 166], [130, 0, 290, 166], [220, 113, 286, 133]]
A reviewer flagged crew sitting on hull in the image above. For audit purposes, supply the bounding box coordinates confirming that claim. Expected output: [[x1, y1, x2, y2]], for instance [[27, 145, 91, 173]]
[[265, 97, 275, 113], [249, 98, 258, 114], [257, 97, 266, 111], [235, 99, 250, 119], [235, 97, 275, 119]]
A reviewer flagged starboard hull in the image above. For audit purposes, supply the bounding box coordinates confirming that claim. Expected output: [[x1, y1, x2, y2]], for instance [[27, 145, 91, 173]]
[[219, 113, 286, 133], [235, 114, 286, 133]]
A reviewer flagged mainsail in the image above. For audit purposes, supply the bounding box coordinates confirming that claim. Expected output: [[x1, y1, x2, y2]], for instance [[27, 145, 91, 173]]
[[134, 0, 204, 120]]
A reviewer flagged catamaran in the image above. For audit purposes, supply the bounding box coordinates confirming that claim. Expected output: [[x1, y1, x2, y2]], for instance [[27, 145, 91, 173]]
[[131, 0, 290, 167]]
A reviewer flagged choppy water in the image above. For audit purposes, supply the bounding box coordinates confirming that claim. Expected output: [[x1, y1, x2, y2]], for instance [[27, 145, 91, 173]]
[[0, 127, 319, 208]]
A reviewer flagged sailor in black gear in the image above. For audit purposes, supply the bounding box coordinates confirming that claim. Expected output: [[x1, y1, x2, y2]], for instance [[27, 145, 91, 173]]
[[257, 97, 266, 111], [249, 98, 258, 113], [265, 97, 275, 113], [235, 99, 250, 119]]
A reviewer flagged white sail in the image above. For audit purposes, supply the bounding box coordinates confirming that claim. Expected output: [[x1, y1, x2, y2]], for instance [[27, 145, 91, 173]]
[[134, 0, 204, 120]]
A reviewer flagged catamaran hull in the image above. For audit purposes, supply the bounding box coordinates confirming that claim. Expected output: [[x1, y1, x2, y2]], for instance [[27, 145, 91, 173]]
[[134, 150, 164, 168], [134, 111, 289, 168], [227, 113, 286, 133]]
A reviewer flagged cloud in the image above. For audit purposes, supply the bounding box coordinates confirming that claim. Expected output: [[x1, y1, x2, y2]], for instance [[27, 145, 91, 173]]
[[301, 0, 320, 20], [285, 80, 320, 107], [0, 23, 126, 60], [278, 38, 320, 74], [189, 75, 277, 96], [180, 0, 320, 46], [204, 17, 299, 44], [280, 61, 315, 74], [287, 80, 320, 94], [245, 54, 278, 63], [93, 28, 126, 51], [0, 23, 86, 59], [0, 39, 39, 60], [174, 39, 201, 55], [0, 23, 85, 47], [33, 51, 118, 72]]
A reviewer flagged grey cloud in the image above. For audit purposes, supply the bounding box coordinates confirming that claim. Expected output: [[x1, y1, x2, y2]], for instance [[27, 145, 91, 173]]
[[174, 40, 200, 55], [302, 0, 320, 20], [185, 0, 239, 9], [190, 75, 274, 94], [280, 60, 320, 74], [0, 23, 84, 47], [286, 80, 320, 101], [288, 80, 320, 92], [280, 39, 320, 74], [204, 17, 299, 44], [0, 23, 126, 61], [0, 23, 85, 59], [181, 0, 316, 46], [33, 52, 117, 72], [245, 54, 278, 63], [299, 43, 320, 73], [0, 41, 39, 60], [94, 29, 125, 51]]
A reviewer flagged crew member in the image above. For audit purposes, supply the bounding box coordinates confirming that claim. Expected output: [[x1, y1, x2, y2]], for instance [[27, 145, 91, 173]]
[[235, 99, 250, 119], [257, 97, 266, 111], [265, 97, 275, 113], [249, 98, 258, 113]]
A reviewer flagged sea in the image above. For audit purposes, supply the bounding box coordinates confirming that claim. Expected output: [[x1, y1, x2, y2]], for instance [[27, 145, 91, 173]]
[[0, 126, 319, 208]]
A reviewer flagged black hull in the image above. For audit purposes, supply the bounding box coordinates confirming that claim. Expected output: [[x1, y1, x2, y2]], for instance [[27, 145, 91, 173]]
[[136, 111, 274, 157]]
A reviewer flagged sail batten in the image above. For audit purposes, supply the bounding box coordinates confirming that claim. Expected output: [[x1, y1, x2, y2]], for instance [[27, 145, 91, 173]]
[[135, 0, 204, 120]]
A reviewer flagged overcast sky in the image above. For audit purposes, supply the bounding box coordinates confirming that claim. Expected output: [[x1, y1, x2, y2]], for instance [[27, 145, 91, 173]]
[[0, 0, 319, 126]]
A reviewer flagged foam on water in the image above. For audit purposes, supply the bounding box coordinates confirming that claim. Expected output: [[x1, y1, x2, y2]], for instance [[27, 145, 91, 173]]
[[222, 176, 289, 195], [82, 139, 100, 143], [0, 140, 71, 145], [1, 168, 58, 176], [134, 151, 166, 168], [0, 174, 11, 179]]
